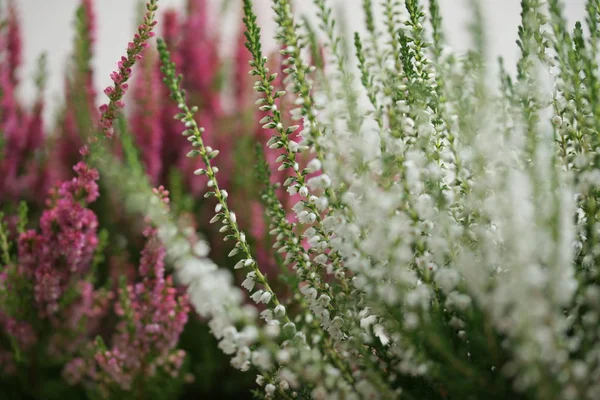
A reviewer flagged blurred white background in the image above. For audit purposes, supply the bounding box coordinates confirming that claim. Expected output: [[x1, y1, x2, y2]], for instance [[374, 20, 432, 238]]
[[15, 0, 588, 117]]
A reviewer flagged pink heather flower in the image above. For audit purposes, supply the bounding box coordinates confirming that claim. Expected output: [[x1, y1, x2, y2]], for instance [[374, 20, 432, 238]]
[[0, 272, 38, 351], [16, 91, 52, 202], [81, 0, 99, 120], [234, 22, 254, 110], [46, 281, 112, 359], [68, 189, 189, 392], [130, 52, 163, 185], [82, 0, 97, 48], [87, 227, 189, 391], [158, 3, 226, 194], [18, 162, 100, 317], [157, 9, 184, 168], [186, 0, 208, 31], [51, 1, 98, 180], [162, 9, 181, 49], [24, 97, 45, 159], [6, 1, 22, 86], [63, 357, 87, 385], [0, 349, 17, 376], [55, 105, 85, 180], [1, 163, 108, 373], [0, 8, 49, 204], [98, 0, 159, 138], [0, 39, 24, 203], [180, 0, 220, 112]]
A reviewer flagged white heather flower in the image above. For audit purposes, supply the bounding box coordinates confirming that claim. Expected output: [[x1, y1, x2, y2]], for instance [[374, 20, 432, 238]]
[[252, 348, 272, 370], [374, 324, 389, 346], [297, 210, 310, 224], [306, 158, 322, 173], [314, 254, 328, 265], [218, 335, 238, 355], [445, 291, 472, 312], [231, 346, 251, 371], [434, 269, 461, 295], [260, 291, 273, 304], [250, 290, 264, 303], [238, 326, 259, 346], [277, 349, 291, 364], [360, 315, 377, 330], [241, 272, 257, 291], [261, 309, 274, 322], [315, 197, 329, 212], [264, 321, 281, 338], [274, 304, 286, 318], [234, 259, 245, 270], [279, 380, 290, 391], [193, 240, 210, 257], [265, 384, 276, 397]]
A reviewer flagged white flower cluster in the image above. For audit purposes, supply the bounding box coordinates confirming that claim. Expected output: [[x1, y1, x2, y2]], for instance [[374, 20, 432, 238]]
[[143, 0, 600, 398]]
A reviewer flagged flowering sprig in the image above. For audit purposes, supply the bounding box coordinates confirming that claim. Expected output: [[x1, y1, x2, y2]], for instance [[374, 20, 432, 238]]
[[0, 162, 113, 390], [244, 0, 346, 277], [157, 37, 288, 318], [158, 36, 311, 400], [158, 32, 376, 399], [97, 0, 159, 139], [311, 0, 360, 135], [65, 208, 190, 398], [244, 0, 360, 314], [6, 1, 22, 86], [130, 51, 163, 184]]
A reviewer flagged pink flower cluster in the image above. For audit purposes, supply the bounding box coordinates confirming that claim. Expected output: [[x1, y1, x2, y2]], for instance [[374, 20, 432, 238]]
[[127, 1, 312, 277], [53, 0, 99, 180], [64, 189, 190, 392], [0, 2, 51, 204], [0, 162, 110, 375], [18, 162, 100, 317], [130, 52, 164, 185], [98, 0, 158, 139], [46, 280, 112, 359], [1, 0, 196, 393], [6, 2, 21, 87], [130, 0, 223, 193]]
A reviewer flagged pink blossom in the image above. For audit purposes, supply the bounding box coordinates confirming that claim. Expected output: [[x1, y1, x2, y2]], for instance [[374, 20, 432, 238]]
[[130, 52, 164, 185], [88, 230, 190, 390], [70, 190, 189, 391], [6, 1, 22, 86], [234, 22, 254, 110], [81, 0, 99, 120], [18, 162, 100, 317], [98, 1, 159, 138]]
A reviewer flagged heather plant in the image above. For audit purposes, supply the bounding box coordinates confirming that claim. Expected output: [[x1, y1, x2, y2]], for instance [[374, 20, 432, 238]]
[[154, 0, 600, 398], [0, 162, 111, 398], [0, 1, 193, 398], [4, 0, 600, 399], [0, 2, 50, 206]]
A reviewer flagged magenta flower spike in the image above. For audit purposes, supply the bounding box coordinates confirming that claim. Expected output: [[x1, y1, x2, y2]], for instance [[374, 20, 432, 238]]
[[66, 187, 190, 392], [130, 52, 164, 185], [180, 0, 219, 105], [0, 33, 25, 203], [97, 0, 159, 139], [18, 162, 100, 317], [82, 0, 99, 119], [6, 0, 22, 86]]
